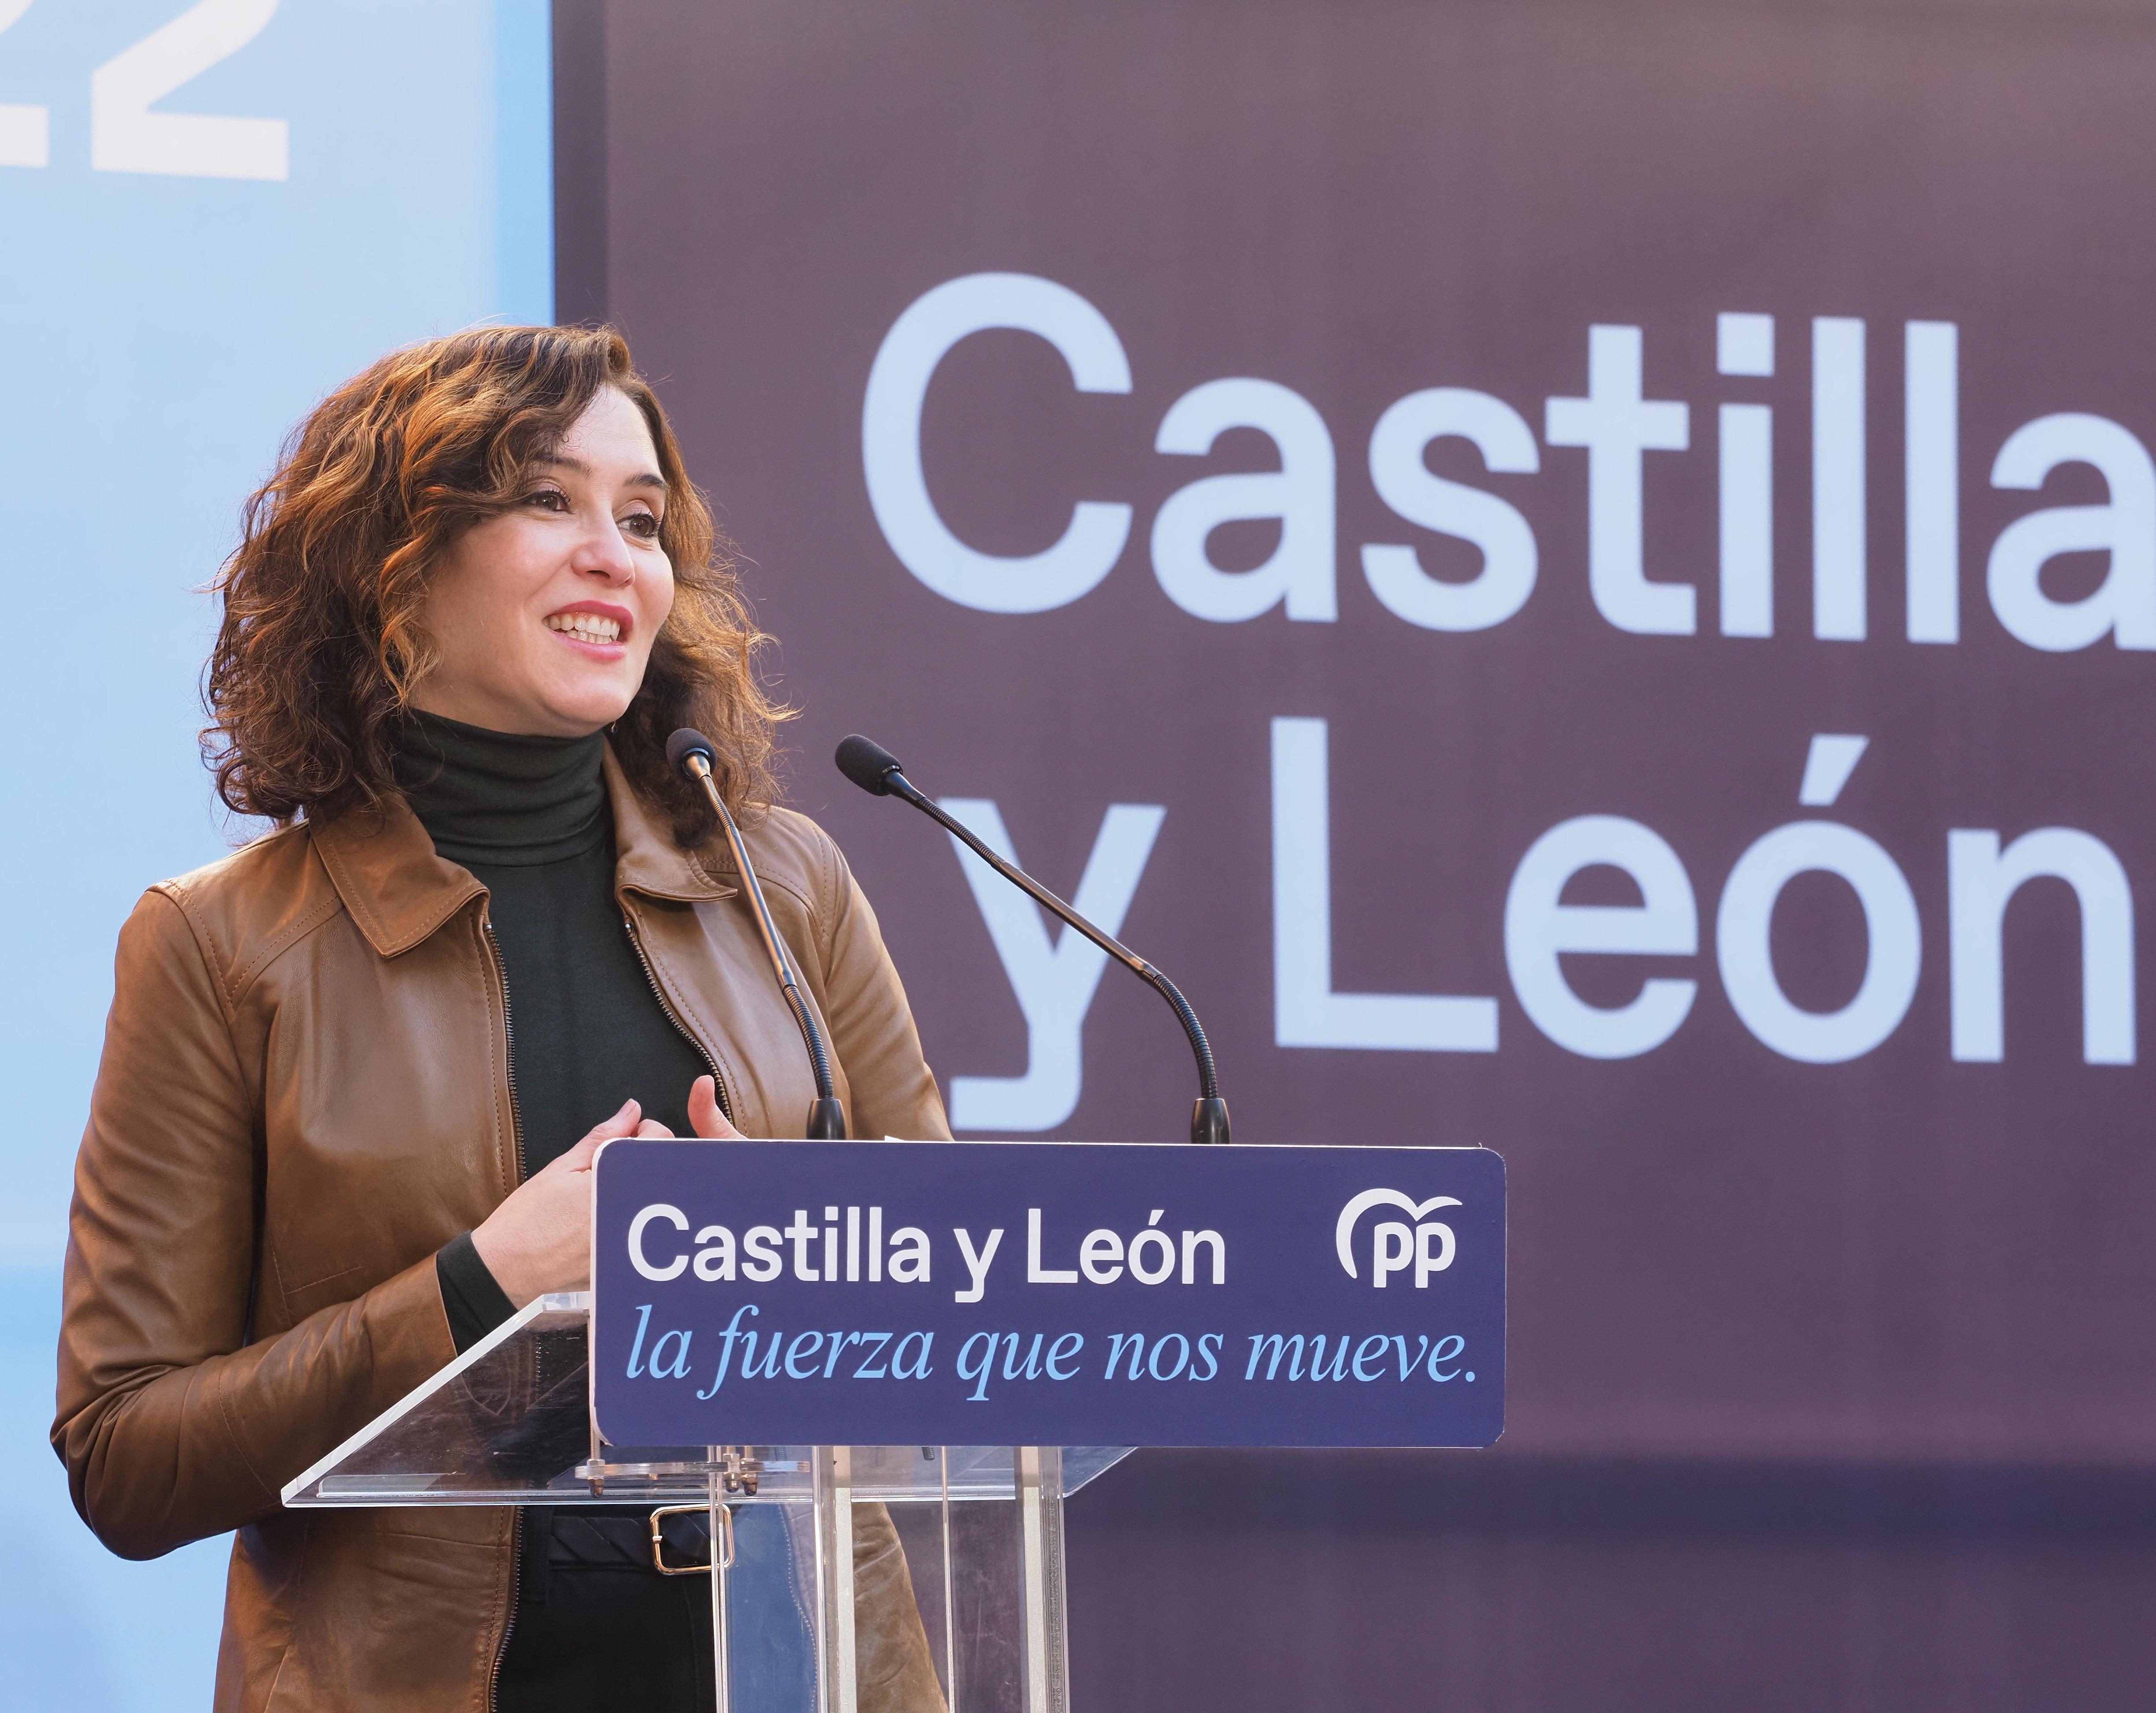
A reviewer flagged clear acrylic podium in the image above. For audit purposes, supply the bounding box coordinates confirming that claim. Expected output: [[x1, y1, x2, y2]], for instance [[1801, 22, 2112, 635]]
[[282, 1294, 1131, 1713]]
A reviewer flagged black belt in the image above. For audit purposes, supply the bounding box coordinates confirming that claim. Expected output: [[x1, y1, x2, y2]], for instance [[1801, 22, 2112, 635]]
[[540, 1505, 716, 1574]]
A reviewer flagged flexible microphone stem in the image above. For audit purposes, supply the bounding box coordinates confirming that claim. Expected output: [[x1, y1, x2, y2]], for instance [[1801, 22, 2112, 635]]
[[669, 732, 846, 1140], [836, 737, 1229, 1145]]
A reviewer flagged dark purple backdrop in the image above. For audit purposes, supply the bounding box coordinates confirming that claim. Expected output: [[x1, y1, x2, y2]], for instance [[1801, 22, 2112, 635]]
[[555, 1, 2156, 1704]]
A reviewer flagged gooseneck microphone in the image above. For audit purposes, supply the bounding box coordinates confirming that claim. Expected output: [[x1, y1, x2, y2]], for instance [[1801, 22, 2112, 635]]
[[835, 734, 1230, 1145], [667, 728, 847, 1140]]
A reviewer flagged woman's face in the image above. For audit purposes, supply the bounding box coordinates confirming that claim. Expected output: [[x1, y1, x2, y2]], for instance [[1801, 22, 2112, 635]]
[[410, 386, 676, 737]]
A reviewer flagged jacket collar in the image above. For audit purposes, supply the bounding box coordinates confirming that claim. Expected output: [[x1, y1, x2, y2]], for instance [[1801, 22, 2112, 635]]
[[313, 743, 733, 957], [602, 746, 737, 905]]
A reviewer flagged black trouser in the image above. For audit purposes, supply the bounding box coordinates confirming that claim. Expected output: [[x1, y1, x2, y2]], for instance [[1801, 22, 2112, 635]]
[[496, 1507, 715, 1711]]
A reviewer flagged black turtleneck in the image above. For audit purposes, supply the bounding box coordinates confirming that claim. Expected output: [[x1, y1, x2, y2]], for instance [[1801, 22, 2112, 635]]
[[396, 712, 710, 1347], [393, 707, 613, 867], [398, 712, 722, 1710]]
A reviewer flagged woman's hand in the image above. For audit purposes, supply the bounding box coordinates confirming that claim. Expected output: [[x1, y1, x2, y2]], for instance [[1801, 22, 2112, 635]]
[[470, 1098, 672, 1305], [470, 1080, 742, 1305]]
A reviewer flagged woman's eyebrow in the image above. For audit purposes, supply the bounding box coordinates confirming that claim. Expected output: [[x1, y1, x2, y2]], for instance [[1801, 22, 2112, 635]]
[[535, 452, 667, 491]]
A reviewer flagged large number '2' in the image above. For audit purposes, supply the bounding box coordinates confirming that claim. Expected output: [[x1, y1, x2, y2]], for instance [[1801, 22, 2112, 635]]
[[94, 0, 287, 179], [0, 0, 288, 179], [0, 0, 46, 167]]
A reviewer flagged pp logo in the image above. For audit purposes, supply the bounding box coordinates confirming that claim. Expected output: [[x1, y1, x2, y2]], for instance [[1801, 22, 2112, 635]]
[[1335, 1190, 1461, 1288]]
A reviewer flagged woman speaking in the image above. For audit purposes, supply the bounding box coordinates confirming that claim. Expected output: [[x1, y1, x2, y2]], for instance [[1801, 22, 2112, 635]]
[[53, 327, 946, 1710]]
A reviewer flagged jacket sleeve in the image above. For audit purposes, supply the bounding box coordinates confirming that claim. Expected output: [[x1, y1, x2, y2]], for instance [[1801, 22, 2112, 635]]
[[52, 887, 457, 1561], [806, 834, 954, 1144]]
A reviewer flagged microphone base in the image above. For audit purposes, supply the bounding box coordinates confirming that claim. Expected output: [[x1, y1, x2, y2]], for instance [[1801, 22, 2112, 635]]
[[805, 1097, 848, 1140], [1190, 1097, 1231, 1146]]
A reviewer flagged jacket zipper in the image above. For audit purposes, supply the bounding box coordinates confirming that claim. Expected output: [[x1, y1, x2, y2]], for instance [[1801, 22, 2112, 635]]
[[482, 914, 524, 1708], [622, 911, 733, 1124], [492, 1509, 522, 1712], [483, 919, 528, 1182]]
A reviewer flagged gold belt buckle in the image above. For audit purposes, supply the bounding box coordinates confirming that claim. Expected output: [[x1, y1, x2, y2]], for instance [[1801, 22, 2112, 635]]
[[650, 1502, 735, 1576]]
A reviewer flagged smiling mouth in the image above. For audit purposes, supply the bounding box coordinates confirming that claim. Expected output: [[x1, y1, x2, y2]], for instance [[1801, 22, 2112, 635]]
[[546, 612, 625, 644]]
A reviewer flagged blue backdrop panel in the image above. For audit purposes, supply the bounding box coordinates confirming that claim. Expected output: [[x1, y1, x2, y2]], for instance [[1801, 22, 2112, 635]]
[[0, 3, 551, 1704]]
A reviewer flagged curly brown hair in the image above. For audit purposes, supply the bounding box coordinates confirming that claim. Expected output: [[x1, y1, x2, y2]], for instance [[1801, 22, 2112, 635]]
[[204, 324, 787, 845]]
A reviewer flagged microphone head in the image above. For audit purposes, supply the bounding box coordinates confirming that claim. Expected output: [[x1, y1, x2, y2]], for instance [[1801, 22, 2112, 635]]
[[834, 734, 905, 797], [666, 727, 718, 773]]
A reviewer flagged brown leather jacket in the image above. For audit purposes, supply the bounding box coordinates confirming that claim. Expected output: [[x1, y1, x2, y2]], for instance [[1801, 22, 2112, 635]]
[[54, 751, 952, 1710]]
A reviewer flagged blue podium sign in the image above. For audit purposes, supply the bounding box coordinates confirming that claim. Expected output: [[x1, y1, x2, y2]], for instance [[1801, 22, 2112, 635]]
[[590, 1139, 1504, 1448]]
